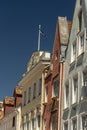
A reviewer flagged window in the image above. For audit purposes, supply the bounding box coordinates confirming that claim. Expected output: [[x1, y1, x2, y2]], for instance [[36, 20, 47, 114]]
[[81, 115, 87, 130], [23, 91, 26, 106], [83, 71, 87, 86], [22, 123, 24, 130], [78, 10, 82, 32], [27, 121, 29, 130], [45, 87, 48, 102], [28, 87, 31, 102], [33, 83, 36, 99], [38, 78, 42, 95], [73, 42, 76, 61], [81, 71, 87, 99], [37, 115, 40, 128], [72, 76, 78, 104], [51, 116, 56, 130], [32, 118, 35, 130], [78, 32, 85, 55], [43, 119, 46, 130], [65, 83, 69, 108], [72, 119, 77, 130], [53, 80, 59, 97], [64, 122, 68, 130], [80, 0, 82, 6], [12, 117, 15, 127]]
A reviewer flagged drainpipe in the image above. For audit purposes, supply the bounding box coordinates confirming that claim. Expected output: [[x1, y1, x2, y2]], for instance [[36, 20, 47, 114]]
[[58, 57, 65, 130], [41, 72, 45, 130]]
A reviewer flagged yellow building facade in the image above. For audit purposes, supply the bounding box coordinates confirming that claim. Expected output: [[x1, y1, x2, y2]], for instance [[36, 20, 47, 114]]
[[18, 51, 50, 130]]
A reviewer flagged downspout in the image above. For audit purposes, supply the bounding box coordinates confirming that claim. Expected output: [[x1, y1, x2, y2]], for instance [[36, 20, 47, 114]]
[[58, 58, 65, 130]]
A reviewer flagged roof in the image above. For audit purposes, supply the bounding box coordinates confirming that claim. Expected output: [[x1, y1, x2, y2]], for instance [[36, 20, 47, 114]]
[[4, 97, 15, 105]]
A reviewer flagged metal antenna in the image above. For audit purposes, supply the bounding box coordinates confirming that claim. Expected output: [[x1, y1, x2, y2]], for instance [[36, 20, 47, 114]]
[[38, 25, 41, 51]]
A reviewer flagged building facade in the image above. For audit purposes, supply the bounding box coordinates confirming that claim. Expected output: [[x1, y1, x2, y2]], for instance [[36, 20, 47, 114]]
[[18, 51, 50, 130], [62, 0, 87, 130], [0, 86, 22, 130], [42, 17, 69, 130]]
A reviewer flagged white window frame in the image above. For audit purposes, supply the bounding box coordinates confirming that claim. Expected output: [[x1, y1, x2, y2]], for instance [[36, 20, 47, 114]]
[[80, 113, 87, 130], [81, 69, 87, 100], [77, 30, 86, 56], [64, 82, 69, 109], [37, 115, 40, 130], [71, 39, 77, 63], [45, 86, 48, 103], [71, 117, 77, 130], [52, 80, 59, 98], [43, 119, 46, 130], [72, 75, 78, 104], [63, 121, 68, 130], [23, 91, 26, 106]]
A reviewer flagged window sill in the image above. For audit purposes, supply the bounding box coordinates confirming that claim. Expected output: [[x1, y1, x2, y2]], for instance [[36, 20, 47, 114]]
[[70, 60, 76, 65], [77, 51, 84, 58], [71, 102, 77, 107], [51, 96, 57, 100], [42, 101, 47, 105], [63, 107, 69, 111], [80, 97, 87, 102]]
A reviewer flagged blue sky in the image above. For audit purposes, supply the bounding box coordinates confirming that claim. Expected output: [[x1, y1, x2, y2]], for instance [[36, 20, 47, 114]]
[[0, 0, 75, 101]]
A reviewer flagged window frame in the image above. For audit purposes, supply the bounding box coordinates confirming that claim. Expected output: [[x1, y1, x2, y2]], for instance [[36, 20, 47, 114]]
[[52, 80, 59, 97], [71, 39, 77, 63], [80, 113, 87, 130], [28, 87, 31, 103], [23, 91, 26, 106], [38, 78, 42, 95], [33, 83, 36, 99], [64, 82, 69, 108], [72, 75, 78, 104], [71, 117, 77, 130]]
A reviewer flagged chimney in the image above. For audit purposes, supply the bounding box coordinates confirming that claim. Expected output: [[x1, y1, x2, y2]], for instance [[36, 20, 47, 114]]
[[4, 97, 15, 115], [13, 86, 22, 107], [0, 102, 4, 119]]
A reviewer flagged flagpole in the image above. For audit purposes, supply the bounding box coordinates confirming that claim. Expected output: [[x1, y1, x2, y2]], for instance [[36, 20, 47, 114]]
[[38, 25, 41, 51]]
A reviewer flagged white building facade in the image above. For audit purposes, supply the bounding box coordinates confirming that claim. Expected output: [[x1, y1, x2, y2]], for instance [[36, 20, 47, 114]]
[[62, 0, 87, 130], [0, 106, 21, 130]]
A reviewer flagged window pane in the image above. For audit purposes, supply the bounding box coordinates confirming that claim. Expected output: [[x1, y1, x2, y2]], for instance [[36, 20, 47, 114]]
[[39, 78, 42, 95], [53, 80, 58, 97]]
